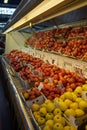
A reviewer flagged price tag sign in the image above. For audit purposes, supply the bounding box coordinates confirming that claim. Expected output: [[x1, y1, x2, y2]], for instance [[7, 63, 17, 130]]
[[57, 81, 65, 92], [69, 116, 78, 128], [48, 78, 53, 83], [73, 62, 84, 78], [38, 82, 44, 91], [82, 91, 87, 101]]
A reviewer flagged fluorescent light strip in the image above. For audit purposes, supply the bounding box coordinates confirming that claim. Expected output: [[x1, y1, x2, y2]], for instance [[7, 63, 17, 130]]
[[3, 0, 64, 33], [4, 0, 8, 4]]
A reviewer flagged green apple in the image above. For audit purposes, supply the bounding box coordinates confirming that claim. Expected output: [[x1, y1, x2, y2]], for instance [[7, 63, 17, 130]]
[[64, 109, 76, 117], [53, 114, 63, 124], [64, 92, 73, 100], [46, 102, 55, 113], [75, 109, 85, 117], [70, 102, 79, 109], [39, 107, 47, 117], [46, 113, 53, 120], [37, 117, 45, 125], [58, 101, 68, 111], [74, 86, 82, 97], [64, 99, 72, 108], [82, 84, 87, 91], [53, 108, 62, 115], [53, 123, 63, 130], [32, 104, 40, 111], [46, 119, 54, 128], [43, 125, 52, 130], [79, 100, 87, 110]]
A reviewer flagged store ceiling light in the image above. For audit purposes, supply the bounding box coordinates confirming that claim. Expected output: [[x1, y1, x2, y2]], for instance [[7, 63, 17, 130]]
[[3, 0, 87, 34], [4, 0, 8, 4]]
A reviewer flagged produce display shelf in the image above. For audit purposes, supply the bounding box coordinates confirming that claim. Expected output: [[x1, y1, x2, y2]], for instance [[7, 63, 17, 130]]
[[0, 57, 39, 130]]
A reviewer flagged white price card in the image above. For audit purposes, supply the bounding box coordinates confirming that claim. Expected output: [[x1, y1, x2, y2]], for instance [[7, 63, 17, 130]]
[[82, 91, 87, 101], [73, 62, 84, 77], [69, 116, 78, 128], [48, 78, 53, 83], [51, 54, 58, 65], [38, 82, 44, 91]]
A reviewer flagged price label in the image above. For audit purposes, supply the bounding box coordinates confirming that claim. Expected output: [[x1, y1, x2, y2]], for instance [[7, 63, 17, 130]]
[[57, 81, 65, 92], [82, 91, 87, 101], [68, 116, 78, 128], [48, 78, 53, 83], [38, 82, 44, 91]]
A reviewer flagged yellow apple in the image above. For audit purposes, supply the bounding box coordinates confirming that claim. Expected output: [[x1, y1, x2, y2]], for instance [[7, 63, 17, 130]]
[[75, 109, 85, 117], [46, 119, 54, 129], [74, 86, 82, 97], [43, 125, 52, 130], [53, 114, 63, 124], [70, 102, 79, 109], [53, 108, 62, 115], [64, 109, 76, 117], [53, 123, 63, 130], [82, 84, 87, 91], [79, 100, 87, 111], [46, 113, 53, 120], [32, 103, 40, 111], [64, 126, 76, 130], [62, 117, 66, 126], [46, 102, 55, 113], [64, 92, 73, 100], [37, 117, 45, 125], [23, 92, 29, 100], [41, 103, 47, 108], [33, 111, 40, 121], [75, 97, 83, 103], [64, 99, 72, 108], [39, 107, 47, 117], [71, 93, 77, 101], [58, 101, 68, 111], [60, 94, 65, 101], [45, 99, 52, 104], [85, 125, 87, 130]]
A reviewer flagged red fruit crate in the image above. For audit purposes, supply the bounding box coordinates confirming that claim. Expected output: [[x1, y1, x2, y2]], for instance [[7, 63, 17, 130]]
[[21, 90, 45, 109]]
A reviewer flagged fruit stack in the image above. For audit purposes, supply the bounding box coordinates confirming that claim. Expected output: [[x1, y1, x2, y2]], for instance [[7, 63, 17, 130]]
[[22, 87, 45, 108], [53, 84, 87, 127], [31, 99, 77, 130], [25, 26, 87, 61]]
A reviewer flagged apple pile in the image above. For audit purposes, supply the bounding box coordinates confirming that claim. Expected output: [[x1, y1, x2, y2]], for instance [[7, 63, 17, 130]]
[[25, 26, 87, 60], [26, 28, 70, 52], [69, 26, 87, 37], [54, 84, 87, 119], [31, 100, 76, 130], [6, 50, 86, 95], [22, 87, 41, 100], [61, 38, 87, 59], [19, 66, 40, 82]]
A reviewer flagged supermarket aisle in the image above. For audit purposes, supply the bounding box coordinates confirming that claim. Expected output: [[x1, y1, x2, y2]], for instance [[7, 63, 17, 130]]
[[0, 77, 11, 130]]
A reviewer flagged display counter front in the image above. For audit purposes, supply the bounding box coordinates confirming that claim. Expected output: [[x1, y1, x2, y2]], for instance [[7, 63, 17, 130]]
[[0, 57, 36, 130]]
